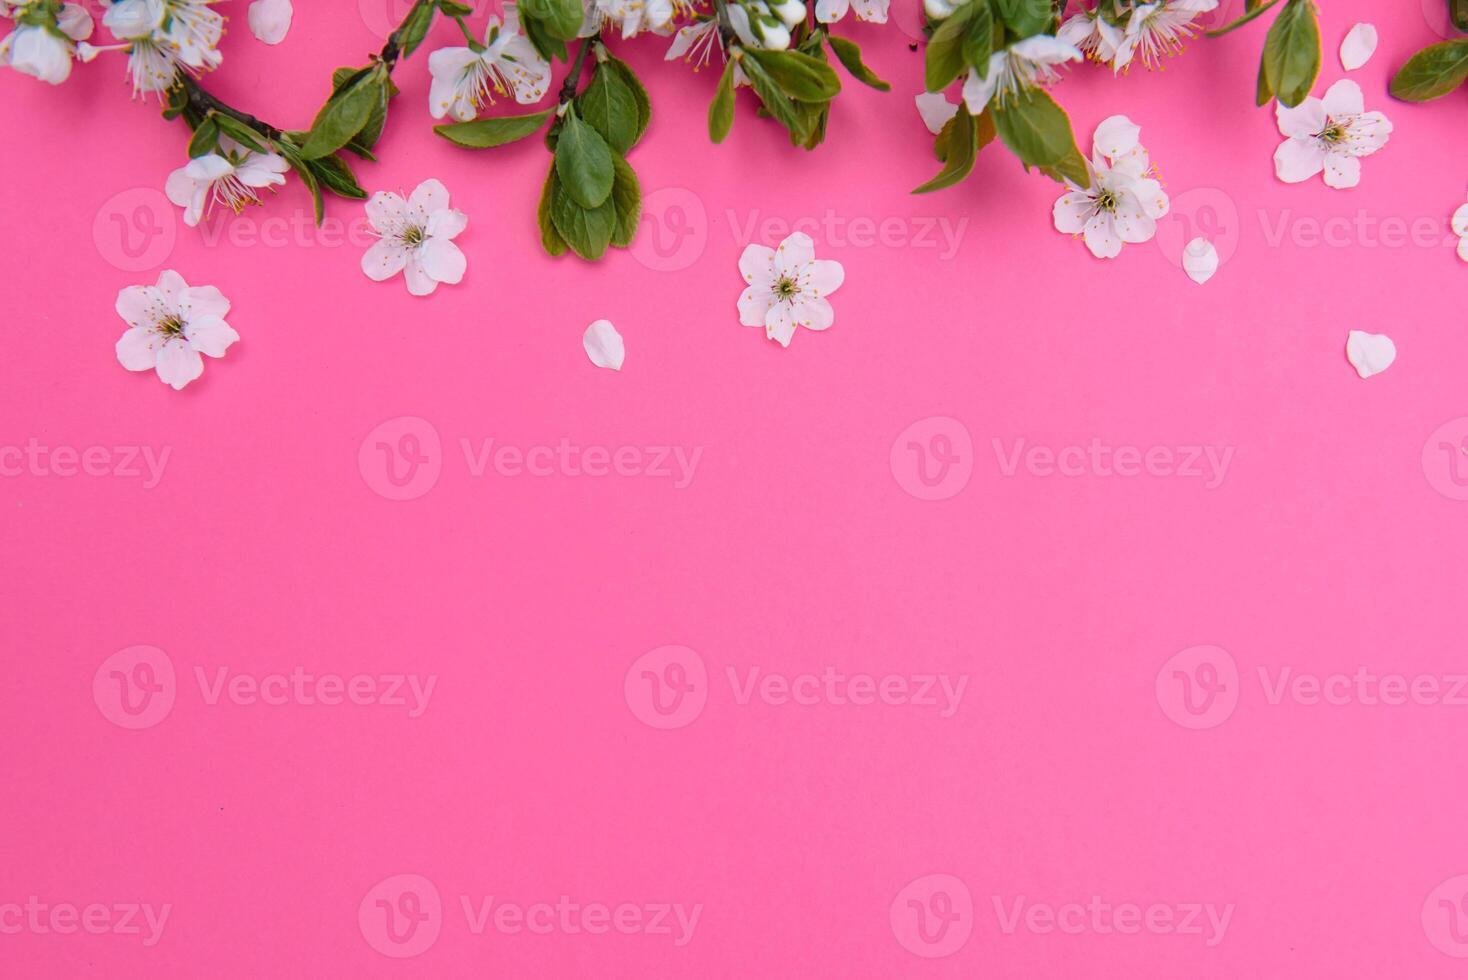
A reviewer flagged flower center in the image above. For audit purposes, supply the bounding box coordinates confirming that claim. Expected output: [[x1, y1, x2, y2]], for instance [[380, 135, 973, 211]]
[[1319, 122, 1346, 144], [402, 225, 426, 246], [775, 276, 799, 300], [158, 315, 185, 337], [1096, 188, 1119, 212]]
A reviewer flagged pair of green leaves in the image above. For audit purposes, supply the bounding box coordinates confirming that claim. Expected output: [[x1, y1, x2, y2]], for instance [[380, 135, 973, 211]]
[[1208, 0, 1319, 107], [301, 63, 394, 160]]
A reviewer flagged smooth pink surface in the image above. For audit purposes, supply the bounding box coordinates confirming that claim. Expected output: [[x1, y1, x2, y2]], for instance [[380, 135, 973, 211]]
[[4, 0, 1468, 976]]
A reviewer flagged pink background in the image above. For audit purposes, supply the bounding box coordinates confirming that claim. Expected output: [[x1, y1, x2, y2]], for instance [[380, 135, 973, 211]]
[[4, 0, 1468, 975]]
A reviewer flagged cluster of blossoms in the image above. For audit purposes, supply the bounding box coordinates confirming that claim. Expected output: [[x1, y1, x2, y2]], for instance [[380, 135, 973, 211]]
[[428, 4, 551, 121], [0, 0, 225, 93], [1056, 0, 1218, 72]]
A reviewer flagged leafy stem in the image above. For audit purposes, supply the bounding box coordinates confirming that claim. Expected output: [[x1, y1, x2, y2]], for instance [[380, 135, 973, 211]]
[[558, 38, 595, 104]]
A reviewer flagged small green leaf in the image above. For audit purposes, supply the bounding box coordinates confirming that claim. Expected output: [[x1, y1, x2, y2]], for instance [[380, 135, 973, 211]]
[[1255, 51, 1272, 105], [187, 115, 219, 157], [992, 87, 1087, 185], [438, 0, 474, 16], [1262, 0, 1320, 107], [744, 48, 842, 101], [603, 57, 651, 143], [925, 2, 976, 91], [275, 140, 325, 224], [577, 65, 641, 154], [522, 12, 568, 62], [302, 66, 386, 159], [740, 54, 806, 136], [708, 58, 737, 142], [1389, 37, 1468, 101], [308, 154, 368, 200], [211, 113, 268, 153], [434, 108, 555, 147], [827, 34, 891, 91], [1454, 0, 1468, 33], [913, 106, 979, 193], [993, 0, 1051, 37], [551, 188, 616, 260], [539, 0, 585, 41], [538, 166, 569, 256], [609, 154, 641, 248], [554, 112, 615, 208], [962, 1, 995, 79], [393, 0, 436, 59]]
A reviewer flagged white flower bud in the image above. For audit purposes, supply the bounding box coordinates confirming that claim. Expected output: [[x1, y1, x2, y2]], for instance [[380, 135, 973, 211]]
[[924, 0, 956, 19], [759, 20, 790, 49], [773, 0, 806, 27]]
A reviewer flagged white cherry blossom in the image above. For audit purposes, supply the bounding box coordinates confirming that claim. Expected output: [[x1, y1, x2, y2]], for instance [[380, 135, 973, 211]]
[[1273, 79, 1391, 189], [361, 179, 469, 297], [962, 36, 1081, 115], [815, 0, 888, 24], [1052, 114, 1169, 259], [737, 231, 845, 348], [115, 269, 238, 390], [165, 142, 289, 227], [427, 5, 549, 121]]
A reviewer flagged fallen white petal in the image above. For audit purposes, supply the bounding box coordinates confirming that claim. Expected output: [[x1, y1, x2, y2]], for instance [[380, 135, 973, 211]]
[[1339, 23, 1376, 71], [1345, 329, 1395, 379], [583, 319, 625, 371], [1182, 238, 1218, 285], [915, 92, 959, 136], [248, 0, 293, 44]]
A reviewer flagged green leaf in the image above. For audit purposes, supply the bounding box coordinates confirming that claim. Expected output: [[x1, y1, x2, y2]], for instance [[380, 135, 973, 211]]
[[1203, 0, 1281, 37], [522, 12, 568, 62], [539, 0, 585, 41], [991, 87, 1087, 185], [1454, 0, 1468, 33], [609, 154, 641, 248], [1262, 0, 1320, 107], [554, 112, 615, 208], [603, 57, 651, 144], [993, 0, 1050, 37], [393, 0, 436, 59], [708, 58, 737, 142], [354, 77, 393, 151], [1389, 38, 1468, 101], [827, 34, 891, 91], [913, 106, 979, 193], [438, 0, 474, 15], [275, 140, 325, 224], [1255, 51, 1272, 105], [551, 187, 616, 260], [434, 108, 555, 147], [308, 154, 367, 200], [302, 66, 386, 159], [925, 2, 975, 91], [962, 1, 995, 79], [538, 167, 569, 256], [744, 48, 842, 101], [739, 53, 806, 136], [577, 65, 641, 154], [187, 115, 219, 158], [211, 113, 268, 153]]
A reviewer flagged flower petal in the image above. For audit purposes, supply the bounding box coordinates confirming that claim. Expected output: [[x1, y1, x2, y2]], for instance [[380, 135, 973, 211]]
[[116, 285, 160, 326], [1322, 152, 1361, 189], [915, 92, 959, 136], [419, 238, 467, 284], [738, 244, 777, 286], [361, 239, 408, 281], [1321, 78, 1364, 117], [1273, 137, 1326, 183], [962, 59, 1001, 114], [1451, 201, 1468, 238], [582, 319, 626, 370], [1092, 114, 1140, 161], [803, 258, 844, 296], [1345, 330, 1395, 379], [403, 254, 439, 296], [1053, 192, 1091, 234], [765, 303, 796, 347], [365, 191, 407, 234], [408, 178, 451, 216], [1275, 97, 1326, 138], [426, 208, 468, 240], [116, 327, 163, 371], [774, 231, 816, 275], [790, 295, 835, 330], [1181, 238, 1218, 285], [737, 285, 774, 327], [247, 0, 292, 44], [1082, 213, 1123, 259], [1339, 22, 1376, 71], [155, 338, 204, 389], [184, 315, 239, 357], [179, 284, 230, 320]]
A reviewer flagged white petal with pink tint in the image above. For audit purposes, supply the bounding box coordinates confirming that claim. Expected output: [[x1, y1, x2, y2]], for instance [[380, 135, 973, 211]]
[[583, 319, 626, 371], [1345, 330, 1395, 379], [1339, 23, 1376, 71]]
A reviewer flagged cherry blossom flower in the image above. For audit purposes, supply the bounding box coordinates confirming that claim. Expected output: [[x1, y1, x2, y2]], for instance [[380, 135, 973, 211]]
[[1052, 114, 1169, 259], [427, 5, 549, 121], [1273, 79, 1391, 189], [1452, 195, 1468, 264], [361, 179, 469, 297], [962, 36, 1081, 115], [115, 269, 238, 390], [581, 0, 674, 39], [1057, 6, 1127, 68], [737, 231, 845, 348], [1120, 0, 1217, 70], [165, 142, 289, 227], [98, 0, 223, 97]]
